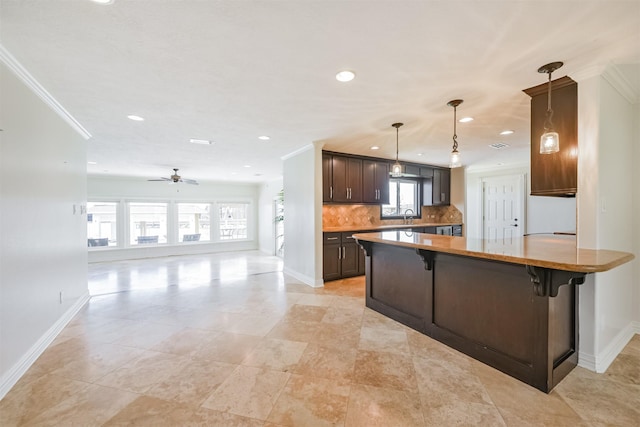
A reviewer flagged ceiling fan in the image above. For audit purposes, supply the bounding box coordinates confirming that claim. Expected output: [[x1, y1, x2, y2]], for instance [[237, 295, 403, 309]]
[[148, 168, 198, 185]]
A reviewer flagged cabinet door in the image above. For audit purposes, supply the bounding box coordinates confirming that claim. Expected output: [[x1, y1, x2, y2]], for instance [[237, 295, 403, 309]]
[[322, 153, 333, 202], [375, 161, 390, 204], [331, 156, 349, 202], [420, 166, 434, 178], [341, 242, 360, 277], [346, 158, 362, 202], [432, 169, 451, 206], [323, 244, 341, 281], [362, 160, 378, 203]]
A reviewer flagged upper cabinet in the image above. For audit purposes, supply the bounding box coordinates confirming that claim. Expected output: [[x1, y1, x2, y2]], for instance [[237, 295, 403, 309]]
[[423, 168, 450, 206], [523, 76, 578, 197], [363, 159, 390, 204], [323, 153, 362, 203]]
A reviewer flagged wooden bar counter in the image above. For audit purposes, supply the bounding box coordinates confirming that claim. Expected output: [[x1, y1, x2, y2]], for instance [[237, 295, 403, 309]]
[[353, 231, 634, 392]]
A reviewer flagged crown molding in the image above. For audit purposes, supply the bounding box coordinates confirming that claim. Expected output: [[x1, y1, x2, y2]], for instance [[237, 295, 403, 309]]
[[602, 64, 638, 105], [281, 143, 314, 160], [0, 44, 92, 139]]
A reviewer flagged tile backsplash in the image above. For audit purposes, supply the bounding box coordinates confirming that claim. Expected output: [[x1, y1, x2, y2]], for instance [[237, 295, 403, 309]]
[[322, 204, 463, 228]]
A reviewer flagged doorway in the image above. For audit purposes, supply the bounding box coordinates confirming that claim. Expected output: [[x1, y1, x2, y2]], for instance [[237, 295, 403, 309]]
[[482, 174, 525, 242]]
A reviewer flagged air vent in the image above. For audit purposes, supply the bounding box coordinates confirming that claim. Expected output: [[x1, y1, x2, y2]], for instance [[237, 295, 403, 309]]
[[489, 143, 510, 149]]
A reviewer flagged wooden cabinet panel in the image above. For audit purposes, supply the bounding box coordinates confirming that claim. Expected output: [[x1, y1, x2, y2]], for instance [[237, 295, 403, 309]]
[[363, 159, 390, 204], [341, 242, 360, 277], [524, 77, 577, 196], [329, 155, 362, 203], [322, 232, 367, 281], [425, 168, 450, 206], [322, 153, 333, 202], [323, 243, 341, 281]]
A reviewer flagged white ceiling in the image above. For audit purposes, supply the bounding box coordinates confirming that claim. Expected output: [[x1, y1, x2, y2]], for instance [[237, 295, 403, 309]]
[[1, 0, 639, 183]]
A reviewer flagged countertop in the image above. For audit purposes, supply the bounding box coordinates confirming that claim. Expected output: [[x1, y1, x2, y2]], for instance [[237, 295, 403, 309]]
[[323, 222, 461, 233], [352, 231, 634, 273]]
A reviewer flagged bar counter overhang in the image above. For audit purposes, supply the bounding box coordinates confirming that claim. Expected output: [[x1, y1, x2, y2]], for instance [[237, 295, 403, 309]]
[[353, 231, 634, 392]]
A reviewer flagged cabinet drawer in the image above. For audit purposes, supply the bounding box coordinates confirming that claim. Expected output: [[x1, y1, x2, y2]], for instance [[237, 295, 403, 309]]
[[323, 232, 341, 244]]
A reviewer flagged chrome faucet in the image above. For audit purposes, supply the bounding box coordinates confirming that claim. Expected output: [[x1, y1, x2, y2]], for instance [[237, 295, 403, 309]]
[[403, 208, 415, 225]]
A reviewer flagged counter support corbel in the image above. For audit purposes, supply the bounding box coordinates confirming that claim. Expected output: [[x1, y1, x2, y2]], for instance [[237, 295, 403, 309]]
[[525, 265, 586, 297], [416, 249, 434, 270]]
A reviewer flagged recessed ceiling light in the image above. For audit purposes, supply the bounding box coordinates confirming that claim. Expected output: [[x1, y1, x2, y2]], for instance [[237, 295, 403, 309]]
[[189, 138, 213, 145], [91, 0, 114, 4], [243, 165, 251, 168], [127, 115, 144, 121], [500, 130, 514, 135], [370, 146, 380, 150], [417, 153, 423, 156], [87, 161, 97, 165], [258, 135, 270, 140], [459, 117, 474, 123], [231, 172, 238, 175], [336, 70, 355, 82]]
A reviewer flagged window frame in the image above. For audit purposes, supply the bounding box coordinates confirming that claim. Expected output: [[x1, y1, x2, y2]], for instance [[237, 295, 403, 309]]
[[381, 177, 422, 220]]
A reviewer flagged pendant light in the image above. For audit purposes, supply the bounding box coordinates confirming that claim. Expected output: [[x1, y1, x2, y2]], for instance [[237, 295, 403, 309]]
[[537, 61, 563, 154], [447, 99, 463, 168], [391, 123, 403, 177]]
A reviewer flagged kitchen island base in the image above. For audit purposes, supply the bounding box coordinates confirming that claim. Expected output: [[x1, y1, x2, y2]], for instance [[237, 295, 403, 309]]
[[360, 241, 579, 393]]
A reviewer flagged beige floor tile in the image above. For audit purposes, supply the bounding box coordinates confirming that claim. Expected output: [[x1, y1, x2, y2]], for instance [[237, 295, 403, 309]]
[[283, 304, 329, 322], [201, 365, 290, 420], [353, 349, 419, 393], [321, 305, 364, 328], [94, 350, 181, 393], [241, 338, 308, 371], [150, 327, 216, 356], [26, 383, 139, 426], [361, 308, 409, 332], [345, 383, 424, 427], [0, 373, 91, 425], [48, 342, 146, 383], [145, 358, 237, 405], [295, 294, 337, 307], [310, 322, 361, 351], [496, 406, 591, 427], [111, 320, 185, 349], [267, 319, 323, 343], [603, 352, 640, 385], [293, 343, 358, 381], [422, 399, 506, 426], [195, 331, 264, 364], [267, 374, 351, 426], [359, 326, 410, 354], [554, 366, 640, 426], [473, 361, 583, 421]]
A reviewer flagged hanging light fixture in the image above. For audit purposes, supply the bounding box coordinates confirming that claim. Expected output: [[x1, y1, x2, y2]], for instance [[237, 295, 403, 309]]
[[391, 123, 403, 177], [447, 99, 463, 168], [537, 61, 563, 154]]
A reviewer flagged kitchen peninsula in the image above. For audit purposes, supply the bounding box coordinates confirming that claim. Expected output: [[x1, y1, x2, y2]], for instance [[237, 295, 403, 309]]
[[353, 231, 634, 392]]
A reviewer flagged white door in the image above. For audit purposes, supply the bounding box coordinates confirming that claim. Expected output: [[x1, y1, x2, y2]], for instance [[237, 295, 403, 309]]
[[482, 174, 525, 243]]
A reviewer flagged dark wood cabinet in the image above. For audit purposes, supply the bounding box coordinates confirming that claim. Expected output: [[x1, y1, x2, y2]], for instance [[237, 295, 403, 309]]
[[323, 232, 366, 281], [363, 160, 390, 204], [424, 168, 450, 206], [523, 76, 577, 196], [324, 154, 362, 203]]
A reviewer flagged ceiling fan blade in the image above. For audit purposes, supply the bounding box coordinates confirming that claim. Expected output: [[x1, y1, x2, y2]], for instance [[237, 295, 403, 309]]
[[148, 177, 171, 181], [183, 179, 199, 185]]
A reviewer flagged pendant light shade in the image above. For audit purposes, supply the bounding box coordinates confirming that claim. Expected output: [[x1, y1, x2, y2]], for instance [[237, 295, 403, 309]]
[[538, 62, 563, 154], [391, 123, 403, 177], [447, 99, 463, 168]]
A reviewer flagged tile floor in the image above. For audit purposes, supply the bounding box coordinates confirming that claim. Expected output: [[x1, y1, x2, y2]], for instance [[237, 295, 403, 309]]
[[1, 251, 639, 426]]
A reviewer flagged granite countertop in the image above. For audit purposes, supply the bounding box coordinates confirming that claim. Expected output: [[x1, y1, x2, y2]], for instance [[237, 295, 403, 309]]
[[323, 222, 462, 233], [352, 232, 634, 273]]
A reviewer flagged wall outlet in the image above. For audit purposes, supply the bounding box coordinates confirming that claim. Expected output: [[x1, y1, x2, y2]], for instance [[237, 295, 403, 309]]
[[59, 291, 63, 304]]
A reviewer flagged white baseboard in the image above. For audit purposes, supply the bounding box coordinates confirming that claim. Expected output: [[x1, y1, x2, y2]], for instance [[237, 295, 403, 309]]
[[283, 267, 324, 288], [578, 321, 637, 373], [0, 292, 90, 399]]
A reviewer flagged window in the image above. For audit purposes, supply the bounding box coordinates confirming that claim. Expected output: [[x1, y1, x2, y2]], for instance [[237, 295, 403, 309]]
[[219, 202, 248, 240], [129, 202, 167, 245], [178, 203, 210, 242], [87, 202, 117, 247], [382, 178, 420, 218]]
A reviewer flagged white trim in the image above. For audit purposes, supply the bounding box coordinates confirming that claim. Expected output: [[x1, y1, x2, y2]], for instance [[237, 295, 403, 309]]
[[281, 144, 314, 161], [578, 322, 637, 373], [0, 292, 91, 399], [465, 161, 529, 174], [283, 267, 324, 288], [602, 65, 639, 105], [0, 44, 92, 140]]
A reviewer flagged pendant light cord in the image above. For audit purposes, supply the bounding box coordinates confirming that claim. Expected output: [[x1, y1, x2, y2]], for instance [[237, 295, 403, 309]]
[[452, 105, 458, 152], [544, 71, 554, 131], [396, 126, 399, 161]]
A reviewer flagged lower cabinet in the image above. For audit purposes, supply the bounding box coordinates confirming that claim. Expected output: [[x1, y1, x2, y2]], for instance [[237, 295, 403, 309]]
[[323, 232, 366, 281]]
